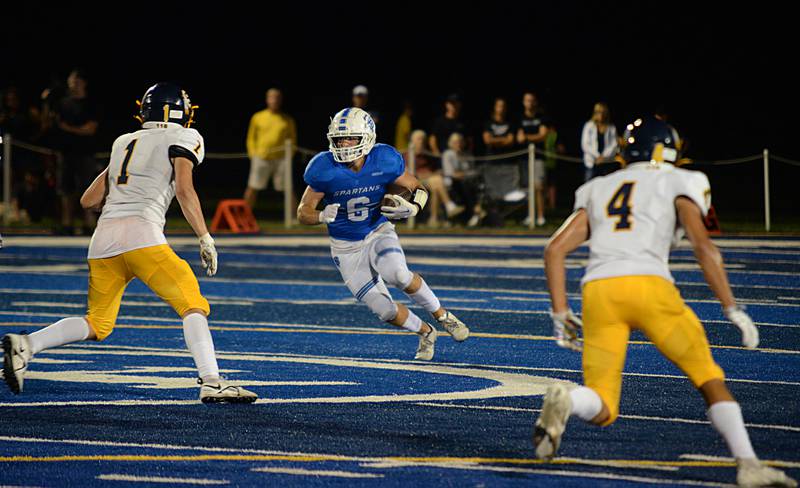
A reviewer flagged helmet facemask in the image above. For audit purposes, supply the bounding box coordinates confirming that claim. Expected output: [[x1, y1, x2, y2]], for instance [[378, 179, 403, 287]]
[[326, 108, 376, 163]]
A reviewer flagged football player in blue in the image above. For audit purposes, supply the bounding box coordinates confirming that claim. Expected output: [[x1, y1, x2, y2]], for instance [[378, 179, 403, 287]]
[[298, 107, 470, 360]]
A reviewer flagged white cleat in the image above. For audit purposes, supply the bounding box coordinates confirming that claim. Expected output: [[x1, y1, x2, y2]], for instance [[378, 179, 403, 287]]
[[2, 334, 32, 394], [437, 311, 470, 342], [414, 325, 437, 361], [533, 383, 572, 460], [737, 458, 797, 487], [199, 379, 258, 404]]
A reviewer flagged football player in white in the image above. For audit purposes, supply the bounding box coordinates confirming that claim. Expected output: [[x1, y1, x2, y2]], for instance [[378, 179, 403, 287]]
[[534, 117, 795, 487], [2, 83, 257, 404], [297, 107, 470, 361]]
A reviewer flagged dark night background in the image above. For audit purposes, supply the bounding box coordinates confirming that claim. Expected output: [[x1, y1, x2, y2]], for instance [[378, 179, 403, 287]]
[[2, 3, 797, 215]]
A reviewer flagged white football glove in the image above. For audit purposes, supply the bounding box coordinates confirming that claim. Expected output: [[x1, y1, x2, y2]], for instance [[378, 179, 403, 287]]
[[318, 203, 340, 224], [724, 305, 759, 349], [199, 233, 218, 277], [550, 309, 583, 352], [381, 195, 418, 220]]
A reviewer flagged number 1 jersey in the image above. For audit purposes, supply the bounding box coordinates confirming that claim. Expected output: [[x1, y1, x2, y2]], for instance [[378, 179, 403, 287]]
[[101, 121, 205, 227], [574, 162, 711, 286]]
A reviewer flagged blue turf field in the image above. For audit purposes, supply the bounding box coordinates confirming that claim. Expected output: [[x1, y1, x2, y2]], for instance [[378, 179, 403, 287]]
[[0, 234, 798, 487]]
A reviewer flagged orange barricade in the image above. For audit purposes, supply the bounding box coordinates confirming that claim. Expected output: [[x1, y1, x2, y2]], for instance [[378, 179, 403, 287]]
[[210, 199, 260, 233]]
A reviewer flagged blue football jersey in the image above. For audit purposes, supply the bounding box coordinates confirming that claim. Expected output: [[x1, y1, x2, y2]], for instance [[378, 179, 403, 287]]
[[304, 144, 406, 241]]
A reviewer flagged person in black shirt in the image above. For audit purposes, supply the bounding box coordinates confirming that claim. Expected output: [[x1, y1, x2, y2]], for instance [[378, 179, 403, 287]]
[[516, 91, 550, 226], [482, 97, 515, 155], [50, 69, 101, 235], [429, 94, 470, 157]]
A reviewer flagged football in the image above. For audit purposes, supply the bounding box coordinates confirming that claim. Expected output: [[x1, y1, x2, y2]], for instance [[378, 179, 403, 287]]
[[381, 184, 414, 208]]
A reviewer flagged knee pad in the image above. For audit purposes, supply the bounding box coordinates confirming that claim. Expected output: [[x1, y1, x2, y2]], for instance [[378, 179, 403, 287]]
[[376, 254, 413, 289], [362, 289, 398, 322], [388, 267, 413, 290]]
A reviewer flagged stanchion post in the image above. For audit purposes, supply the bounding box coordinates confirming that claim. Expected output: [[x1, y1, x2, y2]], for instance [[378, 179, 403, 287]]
[[283, 138, 294, 229], [528, 143, 535, 230], [2, 133, 11, 227], [763, 148, 770, 232], [407, 143, 416, 229]]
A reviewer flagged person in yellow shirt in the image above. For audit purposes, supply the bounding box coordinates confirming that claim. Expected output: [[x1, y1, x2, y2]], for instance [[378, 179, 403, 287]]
[[244, 88, 297, 209], [394, 100, 413, 152]]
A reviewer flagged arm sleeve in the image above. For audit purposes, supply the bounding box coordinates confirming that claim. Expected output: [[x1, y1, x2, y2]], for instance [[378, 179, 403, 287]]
[[170, 128, 205, 167], [581, 122, 598, 159], [675, 170, 711, 216], [303, 155, 326, 193], [246, 115, 257, 157], [384, 146, 406, 179], [601, 125, 619, 158], [573, 182, 592, 212]]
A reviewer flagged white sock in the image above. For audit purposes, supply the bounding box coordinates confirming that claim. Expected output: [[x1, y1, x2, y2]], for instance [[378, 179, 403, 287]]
[[446, 201, 456, 211], [569, 386, 603, 421], [707, 401, 757, 460], [182, 313, 220, 383], [27, 317, 90, 355], [408, 278, 441, 314], [400, 312, 422, 333]]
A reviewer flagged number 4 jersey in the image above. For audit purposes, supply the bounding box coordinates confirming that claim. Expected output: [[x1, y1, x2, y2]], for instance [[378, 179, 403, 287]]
[[89, 122, 205, 259], [574, 162, 711, 286]]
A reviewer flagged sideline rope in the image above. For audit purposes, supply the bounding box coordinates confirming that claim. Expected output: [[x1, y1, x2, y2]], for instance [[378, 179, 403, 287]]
[[4, 138, 799, 167]]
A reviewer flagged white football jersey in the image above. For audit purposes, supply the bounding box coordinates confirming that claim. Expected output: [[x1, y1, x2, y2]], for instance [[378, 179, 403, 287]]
[[100, 121, 205, 227], [575, 162, 711, 286]]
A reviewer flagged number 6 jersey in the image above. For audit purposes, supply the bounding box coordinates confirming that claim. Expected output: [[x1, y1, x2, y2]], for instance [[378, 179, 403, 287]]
[[88, 121, 205, 259], [303, 143, 405, 242], [574, 162, 711, 286]]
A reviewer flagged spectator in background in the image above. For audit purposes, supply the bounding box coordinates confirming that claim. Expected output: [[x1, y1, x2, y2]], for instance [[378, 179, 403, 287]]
[[516, 91, 549, 226], [244, 87, 297, 210], [394, 100, 413, 153], [429, 93, 470, 156], [581, 102, 618, 181], [655, 105, 686, 160], [47, 69, 101, 235], [1, 86, 43, 224], [483, 97, 515, 155], [543, 121, 564, 211], [352, 85, 379, 126], [0, 86, 37, 139], [404, 130, 463, 227], [442, 132, 485, 227]]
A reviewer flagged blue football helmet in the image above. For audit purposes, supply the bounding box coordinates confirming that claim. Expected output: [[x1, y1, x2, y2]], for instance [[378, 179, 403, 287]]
[[621, 116, 678, 164], [136, 82, 197, 127]]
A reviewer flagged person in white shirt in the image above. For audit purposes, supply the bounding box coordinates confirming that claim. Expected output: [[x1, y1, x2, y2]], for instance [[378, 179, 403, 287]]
[[580, 102, 618, 182], [2, 83, 257, 404], [534, 116, 795, 488]]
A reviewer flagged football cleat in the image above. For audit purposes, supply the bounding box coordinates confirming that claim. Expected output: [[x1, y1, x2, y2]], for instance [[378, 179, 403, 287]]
[[2, 334, 32, 394], [533, 383, 572, 460], [414, 324, 437, 361], [737, 458, 797, 488], [437, 311, 470, 342], [198, 379, 258, 404]]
